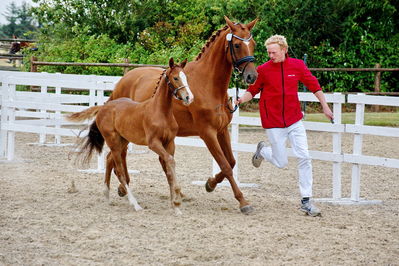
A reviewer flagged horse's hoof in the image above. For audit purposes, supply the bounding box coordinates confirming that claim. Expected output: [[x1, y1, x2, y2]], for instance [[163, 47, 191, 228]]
[[240, 205, 254, 215], [118, 186, 127, 197], [205, 180, 215, 192], [174, 208, 183, 216]]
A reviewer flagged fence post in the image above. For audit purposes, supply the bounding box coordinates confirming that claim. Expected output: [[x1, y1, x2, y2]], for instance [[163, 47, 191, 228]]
[[39, 85, 48, 144], [54, 84, 62, 144], [372, 63, 381, 112], [0, 81, 10, 158], [332, 93, 343, 199], [350, 93, 365, 201], [123, 58, 130, 75], [6, 84, 16, 160], [30, 56, 37, 72]]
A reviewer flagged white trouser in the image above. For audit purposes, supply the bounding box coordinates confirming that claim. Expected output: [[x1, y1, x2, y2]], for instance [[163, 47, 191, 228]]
[[259, 120, 313, 198]]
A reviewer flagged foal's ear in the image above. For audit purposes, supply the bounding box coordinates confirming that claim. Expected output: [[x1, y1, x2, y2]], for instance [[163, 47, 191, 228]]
[[246, 18, 258, 31], [169, 57, 175, 68], [180, 58, 187, 69], [224, 16, 235, 29]]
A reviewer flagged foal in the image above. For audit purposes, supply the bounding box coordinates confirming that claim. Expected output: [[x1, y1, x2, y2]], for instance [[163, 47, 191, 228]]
[[68, 58, 194, 214]]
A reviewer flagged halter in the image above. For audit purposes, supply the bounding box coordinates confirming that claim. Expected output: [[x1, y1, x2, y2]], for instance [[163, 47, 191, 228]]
[[165, 72, 186, 101], [226, 32, 255, 113]]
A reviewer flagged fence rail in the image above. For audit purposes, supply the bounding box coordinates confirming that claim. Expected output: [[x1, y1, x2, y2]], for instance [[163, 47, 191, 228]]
[[30, 58, 399, 72], [28, 58, 399, 97], [1, 71, 398, 205]]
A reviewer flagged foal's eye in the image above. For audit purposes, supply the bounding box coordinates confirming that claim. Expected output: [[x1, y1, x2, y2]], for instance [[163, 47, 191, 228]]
[[174, 77, 178, 81], [234, 43, 240, 49]]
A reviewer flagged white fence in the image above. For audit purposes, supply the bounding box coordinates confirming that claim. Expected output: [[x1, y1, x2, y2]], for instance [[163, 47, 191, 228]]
[[1, 71, 398, 205]]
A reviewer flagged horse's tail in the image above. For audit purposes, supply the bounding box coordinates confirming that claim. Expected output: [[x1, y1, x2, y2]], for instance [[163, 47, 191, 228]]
[[66, 106, 101, 122], [76, 121, 105, 164]]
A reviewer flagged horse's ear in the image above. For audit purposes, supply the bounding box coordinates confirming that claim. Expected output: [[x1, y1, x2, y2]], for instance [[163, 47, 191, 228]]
[[246, 18, 258, 31], [224, 16, 235, 29], [169, 57, 175, 68], [181, 58, 187, 69]]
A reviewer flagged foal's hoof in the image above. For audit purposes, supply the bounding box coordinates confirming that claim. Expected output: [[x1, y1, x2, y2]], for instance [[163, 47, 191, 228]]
[[240, 205, 254, 215], [205, 180, 215, 192], [117, 185, 127, 197]]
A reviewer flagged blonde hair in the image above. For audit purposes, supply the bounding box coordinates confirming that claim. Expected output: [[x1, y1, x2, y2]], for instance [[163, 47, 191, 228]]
[[265, 35, 289, 50]]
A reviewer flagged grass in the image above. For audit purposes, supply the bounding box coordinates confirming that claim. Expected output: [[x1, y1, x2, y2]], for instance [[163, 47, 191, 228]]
[[239, 111, 399, 127]]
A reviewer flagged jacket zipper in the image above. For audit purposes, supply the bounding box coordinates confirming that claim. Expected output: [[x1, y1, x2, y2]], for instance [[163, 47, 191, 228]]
[[263, 99, 268, 118], [281, 62, 286, 127]]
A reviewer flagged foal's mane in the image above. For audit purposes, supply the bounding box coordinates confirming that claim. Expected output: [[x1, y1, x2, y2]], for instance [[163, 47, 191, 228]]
[[195, 25, 229, 61], [152, 69, 167, 97]]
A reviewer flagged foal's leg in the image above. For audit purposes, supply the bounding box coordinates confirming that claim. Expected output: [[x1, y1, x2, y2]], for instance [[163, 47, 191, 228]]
[[104, 152, 114, 201], [108, 139, 142, 211], [158, 145, 186, 200], [117, 144, 130, 197], [150, 139, 182, 215], [104, 149, 129, 200]]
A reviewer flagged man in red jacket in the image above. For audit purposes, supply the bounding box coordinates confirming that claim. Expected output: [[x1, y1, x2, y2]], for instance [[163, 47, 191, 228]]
[[236, 35, 334, 216]]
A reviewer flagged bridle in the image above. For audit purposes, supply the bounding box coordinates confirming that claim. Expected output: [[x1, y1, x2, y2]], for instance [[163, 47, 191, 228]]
[[165, 70, 186, 101], [226, 32, 255, 74], [226, 31, 255, 113]]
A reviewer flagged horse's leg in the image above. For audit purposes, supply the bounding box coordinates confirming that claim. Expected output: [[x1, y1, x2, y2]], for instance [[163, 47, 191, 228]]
[[122, 145, 129, 183], [117, 144, 130, 197], [199, 128, 253, 214], [109, 139, 142, 211], [218, 127, 236, 169], [104, 152, 114, 201], [150, 139, 182, 215], [207, 127, 237, 186]]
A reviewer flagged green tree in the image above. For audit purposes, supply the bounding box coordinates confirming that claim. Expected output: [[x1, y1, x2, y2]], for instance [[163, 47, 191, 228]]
[[28, 0, 398, 92], [0, 2, 37, 38]]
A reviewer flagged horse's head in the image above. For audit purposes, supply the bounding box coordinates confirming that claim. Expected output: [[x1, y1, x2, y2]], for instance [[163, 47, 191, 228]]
[[166, 58, 194, 106], [224, 16, 258, 85]]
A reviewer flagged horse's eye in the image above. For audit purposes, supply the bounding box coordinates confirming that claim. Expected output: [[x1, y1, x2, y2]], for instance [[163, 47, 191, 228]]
[[234, 44, 240, 49], [174, 77, 178, 81]]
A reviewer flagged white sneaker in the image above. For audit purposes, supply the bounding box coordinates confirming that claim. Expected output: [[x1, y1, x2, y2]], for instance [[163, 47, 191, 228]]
[[300, 201, 321, 217], [252, 141, 266, 168]]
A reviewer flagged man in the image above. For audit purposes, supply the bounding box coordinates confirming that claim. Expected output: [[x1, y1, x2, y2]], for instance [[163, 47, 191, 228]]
[[236, 35, 333, 216]]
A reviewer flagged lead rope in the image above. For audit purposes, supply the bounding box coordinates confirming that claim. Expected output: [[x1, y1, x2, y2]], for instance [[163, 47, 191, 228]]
[[226, 33, 254, 113], [227, 71, 241, 113]]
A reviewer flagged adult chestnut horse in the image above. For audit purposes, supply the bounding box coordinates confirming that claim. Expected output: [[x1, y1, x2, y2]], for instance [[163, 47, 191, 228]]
[[109, 16, 258, 214], [68, 58, 194, 214]]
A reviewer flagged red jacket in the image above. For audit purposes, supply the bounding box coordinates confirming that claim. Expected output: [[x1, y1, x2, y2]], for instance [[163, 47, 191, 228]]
[[247, 57, 322, 128]]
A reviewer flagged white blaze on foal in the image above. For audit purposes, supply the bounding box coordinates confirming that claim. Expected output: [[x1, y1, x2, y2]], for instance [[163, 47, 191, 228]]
[[179, 71, 194, 105]]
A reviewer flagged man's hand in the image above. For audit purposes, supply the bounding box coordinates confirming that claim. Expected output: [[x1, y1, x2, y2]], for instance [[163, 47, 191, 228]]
[[322, 105, 334, 122]]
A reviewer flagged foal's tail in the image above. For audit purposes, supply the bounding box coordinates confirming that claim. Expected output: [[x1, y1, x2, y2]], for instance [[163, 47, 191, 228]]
[[67, 106, 101, 122], [75, 121, 105, 164], [66, 106, 104, 164]]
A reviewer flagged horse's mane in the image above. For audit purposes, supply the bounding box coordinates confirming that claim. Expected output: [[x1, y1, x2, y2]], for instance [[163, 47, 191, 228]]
[[195, 25, 229, 61], [152, 69, 167, 97]]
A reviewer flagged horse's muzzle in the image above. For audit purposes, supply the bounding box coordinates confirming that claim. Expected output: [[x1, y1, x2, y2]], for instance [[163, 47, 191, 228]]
[[245, 72, 258, 84]]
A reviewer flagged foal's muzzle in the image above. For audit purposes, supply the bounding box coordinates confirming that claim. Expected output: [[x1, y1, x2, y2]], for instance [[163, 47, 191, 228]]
[[173, 86, 194, 106]]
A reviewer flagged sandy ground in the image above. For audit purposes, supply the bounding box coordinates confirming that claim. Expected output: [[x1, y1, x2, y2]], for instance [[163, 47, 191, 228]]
[[1, 129, 398, 265]]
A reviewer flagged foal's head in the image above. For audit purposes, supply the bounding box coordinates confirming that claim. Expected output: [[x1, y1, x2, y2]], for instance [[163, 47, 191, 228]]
[[165, 58, 194, 106]]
